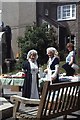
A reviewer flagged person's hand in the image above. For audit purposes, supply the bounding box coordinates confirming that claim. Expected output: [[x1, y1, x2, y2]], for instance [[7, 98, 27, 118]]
[[44, 69, 48, 73], [51, 77, 56, 81]]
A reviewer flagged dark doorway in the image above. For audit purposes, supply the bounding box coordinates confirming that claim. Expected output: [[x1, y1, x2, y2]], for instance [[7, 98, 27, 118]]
[[59, 27, 66, 50]]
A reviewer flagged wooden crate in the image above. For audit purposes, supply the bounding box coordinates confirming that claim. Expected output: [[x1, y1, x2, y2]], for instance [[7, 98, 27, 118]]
[[11, 86, 20, 92]]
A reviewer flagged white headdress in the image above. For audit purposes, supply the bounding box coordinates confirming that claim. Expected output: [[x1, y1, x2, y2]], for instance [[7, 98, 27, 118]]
[[27, 49, 38, 60], [46, 47, 58, 55]]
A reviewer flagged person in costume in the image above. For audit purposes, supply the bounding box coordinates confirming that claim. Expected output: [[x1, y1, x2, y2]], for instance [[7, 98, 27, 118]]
[[44, 47, 59, 83], [22, 49, 39, 99]]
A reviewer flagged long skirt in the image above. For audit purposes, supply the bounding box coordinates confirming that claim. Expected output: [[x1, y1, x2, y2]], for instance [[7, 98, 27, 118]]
[[62, 63, 75, 76]]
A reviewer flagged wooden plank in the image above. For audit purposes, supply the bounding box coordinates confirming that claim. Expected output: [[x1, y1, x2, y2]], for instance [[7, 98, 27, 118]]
[[0, 97, 13, 119], [10, 81, 80, 119], [10, 95, 40, 105], [0, 97, 13, 111]]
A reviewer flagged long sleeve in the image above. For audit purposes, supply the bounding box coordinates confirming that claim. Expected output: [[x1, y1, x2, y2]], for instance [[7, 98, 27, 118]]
[[22, 61, 31, 73]]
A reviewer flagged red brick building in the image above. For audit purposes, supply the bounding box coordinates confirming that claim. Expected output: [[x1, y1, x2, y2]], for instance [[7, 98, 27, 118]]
[[36, 1, 80, 53]]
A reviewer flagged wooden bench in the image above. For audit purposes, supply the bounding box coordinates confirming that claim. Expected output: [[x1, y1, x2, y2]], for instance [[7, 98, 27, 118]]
[[10, 81, 80, 119]]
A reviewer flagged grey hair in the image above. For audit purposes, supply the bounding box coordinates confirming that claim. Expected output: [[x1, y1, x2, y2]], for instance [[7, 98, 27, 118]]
[[46, 47, 56, 54], [47, 47, 58, 56], [27, 49, 38, 60]]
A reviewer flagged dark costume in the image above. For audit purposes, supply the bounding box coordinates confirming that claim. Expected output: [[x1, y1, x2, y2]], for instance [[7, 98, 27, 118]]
[[62, 51, 76, 76], [22, 60, 39, 98], [48, 57, 59, 83]]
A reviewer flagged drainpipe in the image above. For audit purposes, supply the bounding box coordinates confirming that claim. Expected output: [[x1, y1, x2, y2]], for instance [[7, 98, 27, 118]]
[[0, 32, 5, 75], [58, 25, 59, 49]]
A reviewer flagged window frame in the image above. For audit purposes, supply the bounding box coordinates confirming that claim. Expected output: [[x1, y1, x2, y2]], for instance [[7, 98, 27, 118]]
[[57, 4, 76, 21]]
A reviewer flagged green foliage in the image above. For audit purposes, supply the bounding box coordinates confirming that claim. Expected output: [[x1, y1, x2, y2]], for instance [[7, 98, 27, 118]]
[[17, 23, 58, 68], [59, 50, 66, 61]]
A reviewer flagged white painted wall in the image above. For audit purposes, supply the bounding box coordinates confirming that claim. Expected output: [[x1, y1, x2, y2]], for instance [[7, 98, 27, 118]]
[[1, 2, 36, 59]]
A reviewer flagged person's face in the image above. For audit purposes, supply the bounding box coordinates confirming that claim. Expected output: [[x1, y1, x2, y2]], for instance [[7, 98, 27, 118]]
[[67, 46, 72, 52], [30, 53, 37, 62], [47, 51, 54, 58]]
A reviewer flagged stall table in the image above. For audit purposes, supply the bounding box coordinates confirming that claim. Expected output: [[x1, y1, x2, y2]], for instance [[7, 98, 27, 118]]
[[0, 77, 24, 92]]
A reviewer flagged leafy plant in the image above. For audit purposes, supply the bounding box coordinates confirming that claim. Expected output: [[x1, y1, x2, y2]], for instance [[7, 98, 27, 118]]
[[17, 23, 58, 69]]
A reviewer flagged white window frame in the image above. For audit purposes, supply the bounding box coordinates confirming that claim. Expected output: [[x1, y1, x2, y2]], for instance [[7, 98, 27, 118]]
[[45, 9, 49, 16], [57, 4, 76, 21]]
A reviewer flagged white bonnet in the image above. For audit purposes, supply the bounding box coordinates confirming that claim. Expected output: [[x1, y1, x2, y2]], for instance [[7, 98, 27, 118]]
[[27, 49, 38, 60], [46, 47, 58, 55]]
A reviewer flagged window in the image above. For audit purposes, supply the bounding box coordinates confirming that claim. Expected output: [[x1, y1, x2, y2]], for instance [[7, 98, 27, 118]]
[[57, 4, 76, 21], [44, 9, 49, 16], [42, 19, 51, 29]]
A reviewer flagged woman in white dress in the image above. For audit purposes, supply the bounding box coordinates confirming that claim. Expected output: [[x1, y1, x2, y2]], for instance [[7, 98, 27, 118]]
[[22, 49, 39, 99]]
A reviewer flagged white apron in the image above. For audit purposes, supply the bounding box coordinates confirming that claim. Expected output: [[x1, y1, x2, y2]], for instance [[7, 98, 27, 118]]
[[29, 60, 39, 99]]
